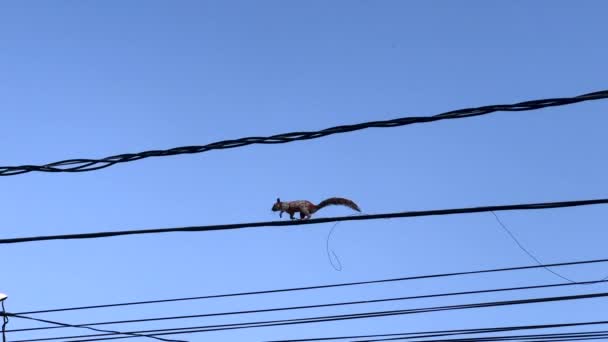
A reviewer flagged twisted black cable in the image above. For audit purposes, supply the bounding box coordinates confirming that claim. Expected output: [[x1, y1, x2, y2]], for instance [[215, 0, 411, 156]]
[[2, 198, 608, 245], [1, 90, 606, 176]]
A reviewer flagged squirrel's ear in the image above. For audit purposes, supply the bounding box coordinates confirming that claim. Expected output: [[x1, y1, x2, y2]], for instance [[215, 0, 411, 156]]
[[276, 198, 280, 203]]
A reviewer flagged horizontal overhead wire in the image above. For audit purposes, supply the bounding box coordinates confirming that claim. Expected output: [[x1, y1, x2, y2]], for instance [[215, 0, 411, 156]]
[[8, 278, 608, 333], [264, 319, 608, 342], [8, 291, 608, 342], [363, 330, 608, 342], [0, 90, 606, 176], [265, 321, 608, 342], [13, 257, 608, 316], [1, 198, 607, 245]]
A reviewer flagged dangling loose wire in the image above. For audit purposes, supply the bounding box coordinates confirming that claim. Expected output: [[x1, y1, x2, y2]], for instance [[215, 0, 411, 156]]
[[325, 212, 367, 271], [491, 211, 608, 283], [326, 221, 343, 271]]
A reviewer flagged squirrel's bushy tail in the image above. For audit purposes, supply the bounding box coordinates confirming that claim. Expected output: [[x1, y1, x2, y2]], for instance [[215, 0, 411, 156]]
[[315, 197, 361, 213]]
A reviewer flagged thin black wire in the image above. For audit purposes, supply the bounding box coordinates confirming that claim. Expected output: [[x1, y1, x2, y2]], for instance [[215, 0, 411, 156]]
[[14, 257, 608, 316], [8, 314, 186, 342], [491, 211, 577, 283], [66, 326, 608, 342], [264, 320, 608, 342], [361, 331, 608, 342], [491, 212, 608, 284], [362, 330, 608, 342], [326, 221, 343, 271], [1, 90, 606, 176], [2, 198, 608, 245], [325, 212, 368, 271], [9, 278, 608, 333], [9, 291, 608, 342], [458, 336, 608, 342], [124, 323, 608, 342], [425, 332, 608, 342], [1, 301, 8, 342]]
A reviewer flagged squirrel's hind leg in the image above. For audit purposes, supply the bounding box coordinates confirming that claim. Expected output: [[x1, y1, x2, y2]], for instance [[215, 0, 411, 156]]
[[299, 208, 311, 220]]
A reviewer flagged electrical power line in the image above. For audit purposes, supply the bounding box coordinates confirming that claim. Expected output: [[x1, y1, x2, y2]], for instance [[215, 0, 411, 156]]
[[24, 317, 598, 342], [13, 257, 608, 315], [264, 319, 608, 342], [1, 90, 606, 176], [282, 327, 605, 342], [363, 330, 608, 342], [9, 278, 608, 333], [8, 314, 185, 342], [9, 291, 608, 342], [2, 198, 608, 245]]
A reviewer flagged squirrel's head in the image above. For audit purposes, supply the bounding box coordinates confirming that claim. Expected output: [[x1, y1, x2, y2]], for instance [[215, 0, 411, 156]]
[[271, 198, 282, 212]]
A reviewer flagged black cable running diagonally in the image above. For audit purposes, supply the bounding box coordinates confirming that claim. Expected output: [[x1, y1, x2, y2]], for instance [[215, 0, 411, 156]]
[[8, 291, 608, 342], [14, 257, 608, 315], [1, 90, 606, 176], [8, 314, 186, 342], [2, 198, 608, 245]]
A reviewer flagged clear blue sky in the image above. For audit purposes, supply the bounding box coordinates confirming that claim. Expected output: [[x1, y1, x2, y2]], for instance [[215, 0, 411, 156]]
[[1, 1, 608, 341]]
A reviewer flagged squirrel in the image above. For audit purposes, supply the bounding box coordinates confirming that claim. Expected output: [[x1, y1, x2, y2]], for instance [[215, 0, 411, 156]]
[[272, 197, 361, 220]]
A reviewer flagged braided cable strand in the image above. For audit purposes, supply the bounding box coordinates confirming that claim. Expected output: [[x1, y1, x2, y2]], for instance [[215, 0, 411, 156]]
[[1, 90, 606, 176]]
